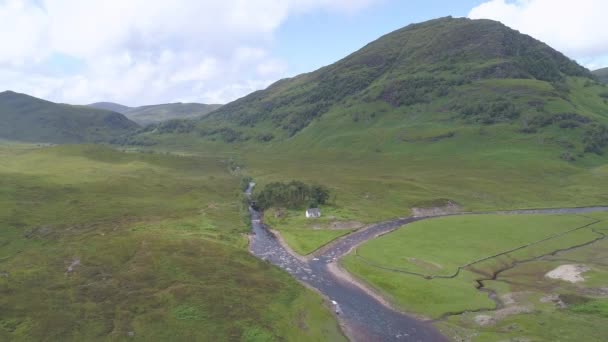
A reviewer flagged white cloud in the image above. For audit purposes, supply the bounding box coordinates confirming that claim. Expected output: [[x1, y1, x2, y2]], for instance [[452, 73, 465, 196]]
[[170, 58, 219, 83], [469, 0, 608, 68], [0, 0, 50, 65], [0, 0, 379, 105]]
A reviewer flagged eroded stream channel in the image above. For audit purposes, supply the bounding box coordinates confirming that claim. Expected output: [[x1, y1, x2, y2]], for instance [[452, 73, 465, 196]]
[[245, 183, 608, 341]]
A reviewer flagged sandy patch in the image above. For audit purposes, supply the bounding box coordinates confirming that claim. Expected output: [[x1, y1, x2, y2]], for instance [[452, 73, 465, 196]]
[[312, 221, 363, 230], [65, 258, 81, 275], [329, 221, 364, 230], [495, 305, 534, 320], [540, 294, 566, 308], [545, 264, 590, 283], [473, 305, 534, 327], [412, 202, 462, 217], [474, 292, 534, 327], [501, 293, 517, 306], [474, 314, 495, 326]]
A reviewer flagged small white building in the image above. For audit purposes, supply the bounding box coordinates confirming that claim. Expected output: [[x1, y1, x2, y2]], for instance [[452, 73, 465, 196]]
[[306, 208, 321, 218]]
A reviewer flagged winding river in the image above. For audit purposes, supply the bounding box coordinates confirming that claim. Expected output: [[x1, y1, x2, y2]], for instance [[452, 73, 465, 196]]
[[245, 184, 608, 341]]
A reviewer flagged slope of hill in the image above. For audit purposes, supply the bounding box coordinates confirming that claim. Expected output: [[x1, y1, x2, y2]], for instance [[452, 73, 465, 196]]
[[124, 103, 222, 125], [143, 17, 608, 159], [594, 67, 608, 84], [127, 16, 608, 227], [88, 101, 132, 113], [89, 102, 222, 125], [0, 144, 344, 341], [0, 91, 138, 144]]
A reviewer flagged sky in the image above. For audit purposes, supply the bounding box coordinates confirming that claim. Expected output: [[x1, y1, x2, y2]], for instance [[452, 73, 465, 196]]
[[0, 0, 607, 106]]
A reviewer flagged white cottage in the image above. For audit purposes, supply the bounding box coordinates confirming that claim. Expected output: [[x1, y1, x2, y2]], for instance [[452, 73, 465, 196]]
[[305, 208, 321, 218]]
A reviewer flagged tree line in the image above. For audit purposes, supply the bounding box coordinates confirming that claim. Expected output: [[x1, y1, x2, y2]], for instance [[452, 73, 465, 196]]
[[252, 181, 330, 210]]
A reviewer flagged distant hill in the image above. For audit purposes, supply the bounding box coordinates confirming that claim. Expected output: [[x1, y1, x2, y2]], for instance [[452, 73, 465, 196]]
[[138, 16, 608, 158], [124, 103, 222, 125], [0, 91, 139, 144], [88, 102, 132, 113], [594, 67, 608, 84], [88, 102, 221, 125]]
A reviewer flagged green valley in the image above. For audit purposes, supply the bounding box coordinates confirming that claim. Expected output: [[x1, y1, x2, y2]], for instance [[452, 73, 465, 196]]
[[129, 19, 608, 248], [2, 12, 608, 342], [0, 144, 344, 341]]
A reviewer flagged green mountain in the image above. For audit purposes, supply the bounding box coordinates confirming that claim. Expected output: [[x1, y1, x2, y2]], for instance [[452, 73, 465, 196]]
[[88, 102, 132, 113], [89, 102, 222, 125], [144, 16, 608, 158], [124, 103, 222, 125], [594, 67, 608, 84], [0, 91, 138, 144]]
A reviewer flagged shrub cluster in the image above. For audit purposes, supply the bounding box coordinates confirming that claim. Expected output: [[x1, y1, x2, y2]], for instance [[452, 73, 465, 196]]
[[584, 124, 608, 155], [455, 99, 521, 124], [380, 76, 466, 107], [252, 181, 330, 210], [155, 119, 196, 134], [527, 112, 591, 131], [199, 127, 247, 143]]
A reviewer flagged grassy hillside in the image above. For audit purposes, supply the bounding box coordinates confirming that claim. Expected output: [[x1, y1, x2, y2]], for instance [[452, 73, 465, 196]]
[[594, 67, 608, 84], [0, 92, 138, 144], [123, 17, 608, 253], [0, 144, 344, 341], [88, 102, 132, 113], [177, 16, 607, 151], [135, 17, 608, 159], [124, 103, 222, 125]]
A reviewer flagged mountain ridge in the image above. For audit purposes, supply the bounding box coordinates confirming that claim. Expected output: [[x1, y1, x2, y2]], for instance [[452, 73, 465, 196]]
[[594, 67, 608, 84], [89, 102, 222, 125], [88, 102, 132, 113], [0, 91, 138, 144]]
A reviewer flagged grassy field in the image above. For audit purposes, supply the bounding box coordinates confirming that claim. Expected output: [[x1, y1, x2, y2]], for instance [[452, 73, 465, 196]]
[[341, 213, 608, 340], [0, 144, 344, 341], [438, 213, 608, 341], [351, 214, 597, 277], [342, 213, 606, 318], [263, 207, 358, 255]]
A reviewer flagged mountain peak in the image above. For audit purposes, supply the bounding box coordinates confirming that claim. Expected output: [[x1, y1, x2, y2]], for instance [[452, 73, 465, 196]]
[[1, 90, 30, 97], [88, 102, 132, 113], [197, 17, 593, 140]]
